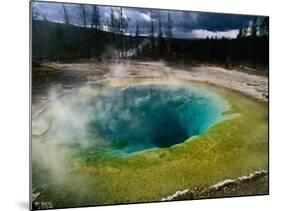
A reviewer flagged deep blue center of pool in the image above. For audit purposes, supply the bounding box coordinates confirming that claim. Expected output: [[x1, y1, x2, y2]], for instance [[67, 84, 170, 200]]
[[85, 84, 226, 153]]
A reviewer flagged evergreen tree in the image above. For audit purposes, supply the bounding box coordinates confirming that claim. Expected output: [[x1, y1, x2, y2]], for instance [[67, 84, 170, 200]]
[[158, 14, 162, 38], [32, 4, 42, 61], [118, 7, 129, 58], [250, 17, 258, 37], [260, 17, 269, 37], [110, 8, 116, 33], [237, 27, 243, 39], [81, 5, 87, 28], [167, 11, 173, 55], [80, 5, 89, 58], [109, 7, 117, 58], [135, 22, 140, 59], [242, 25, 248, 37], [91, 5, 102, 59], [62, 4, 70, 25], [157, 14, 165, 58], [91, 5, 100, 29], [150, 10, 155, 58], [129, 31, 133, 52]]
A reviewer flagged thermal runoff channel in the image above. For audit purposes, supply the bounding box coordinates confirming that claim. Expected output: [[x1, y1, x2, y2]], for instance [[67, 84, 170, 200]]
[[33, 82, 228, 154]]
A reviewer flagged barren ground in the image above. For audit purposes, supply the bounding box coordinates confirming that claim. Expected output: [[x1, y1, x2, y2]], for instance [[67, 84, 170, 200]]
[[32, 61, 268, 116]]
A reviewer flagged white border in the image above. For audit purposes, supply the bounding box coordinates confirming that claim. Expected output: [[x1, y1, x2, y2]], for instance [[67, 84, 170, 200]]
[[0, 0, 280, 211]]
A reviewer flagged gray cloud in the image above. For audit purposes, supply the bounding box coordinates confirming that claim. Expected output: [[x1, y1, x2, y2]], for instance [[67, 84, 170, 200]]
[[32, 1, 264, 38]]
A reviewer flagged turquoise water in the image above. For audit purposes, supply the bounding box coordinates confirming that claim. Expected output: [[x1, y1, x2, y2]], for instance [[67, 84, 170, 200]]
[[85, 84, 228, 153], [33, 84, 228, 154]]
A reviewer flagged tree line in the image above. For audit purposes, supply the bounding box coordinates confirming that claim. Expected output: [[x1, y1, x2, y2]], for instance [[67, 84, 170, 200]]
[[32, 4, 269, 70], [163, 16, 269, 69]]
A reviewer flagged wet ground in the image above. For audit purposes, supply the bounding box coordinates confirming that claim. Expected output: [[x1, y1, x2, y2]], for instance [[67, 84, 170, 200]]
[[32, 61, 268, 116]]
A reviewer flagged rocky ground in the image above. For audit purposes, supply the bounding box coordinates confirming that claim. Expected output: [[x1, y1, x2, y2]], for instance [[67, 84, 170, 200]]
[[161, 170, 269, 201], [32, 61, 268, 116]]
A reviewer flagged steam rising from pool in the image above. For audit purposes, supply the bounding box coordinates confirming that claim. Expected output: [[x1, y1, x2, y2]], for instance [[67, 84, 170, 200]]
[[33, 82, 228, 154]]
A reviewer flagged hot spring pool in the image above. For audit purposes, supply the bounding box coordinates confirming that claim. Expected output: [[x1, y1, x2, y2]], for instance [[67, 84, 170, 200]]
[[32, 78, 268, 207], [33, 81, 228, 154]]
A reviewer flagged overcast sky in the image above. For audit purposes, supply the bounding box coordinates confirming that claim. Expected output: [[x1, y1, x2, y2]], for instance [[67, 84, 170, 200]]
[[32, 1, 263, 39]]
